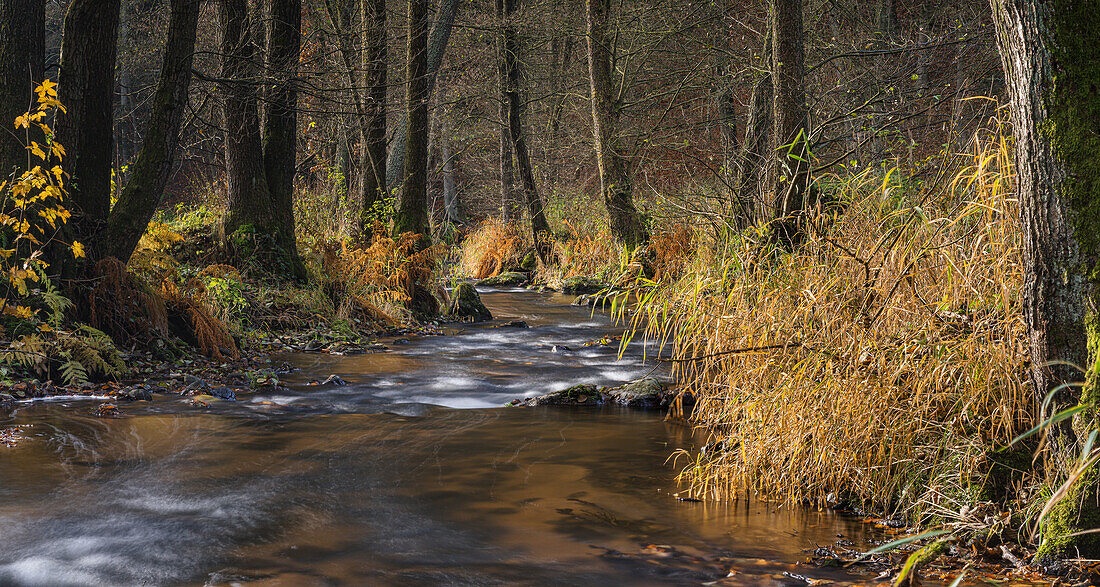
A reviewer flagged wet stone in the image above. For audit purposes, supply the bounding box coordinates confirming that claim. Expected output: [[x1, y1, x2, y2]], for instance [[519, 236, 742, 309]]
[[209, 387, 237, 401], [118, 387, 153, 401]]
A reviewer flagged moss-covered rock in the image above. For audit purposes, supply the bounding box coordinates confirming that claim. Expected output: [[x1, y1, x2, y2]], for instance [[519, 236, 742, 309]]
[[560, 276, 607, 295], [605, 378, 668, 407], [520, 252, 537, 271], [478, 272, 529, 287], [517, 384, 600, 406], [512, 378, 674, 408], [446, 283, 492, 322]]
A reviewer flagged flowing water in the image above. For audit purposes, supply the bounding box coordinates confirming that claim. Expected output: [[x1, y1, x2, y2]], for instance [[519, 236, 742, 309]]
[[0, 288, 881, 586]]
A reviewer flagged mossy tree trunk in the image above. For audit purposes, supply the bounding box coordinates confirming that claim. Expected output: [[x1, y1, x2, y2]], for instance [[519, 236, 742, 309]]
[[0, 0, 44, 180], [103, 0, 200, 264], [585, 0, 648, 250], [55, 0, 120, 276], [261, 0, 306, 279], [502, 0, 552, 262], [992, 0, 1100, 562], [218, 0, 281, 258], [392, 0, 430, 240]]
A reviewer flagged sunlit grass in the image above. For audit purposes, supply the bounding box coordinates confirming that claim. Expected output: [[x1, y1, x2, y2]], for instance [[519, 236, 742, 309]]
[[632, 119, 1029, 522]]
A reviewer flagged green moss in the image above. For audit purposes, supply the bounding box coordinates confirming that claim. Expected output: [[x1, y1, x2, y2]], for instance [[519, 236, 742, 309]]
[[1036, 465, 1100, 564], [1037, 0, 1100, 560]]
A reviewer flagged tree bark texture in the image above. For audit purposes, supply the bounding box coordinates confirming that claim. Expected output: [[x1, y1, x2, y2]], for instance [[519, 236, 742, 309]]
[[0, 0, 44, 179], [992, 0, 1100, 561], [56, 0, 121, 247], [103, 0, 200, 263], [585, 0, 648, 250], [393, 0, 430, 239]]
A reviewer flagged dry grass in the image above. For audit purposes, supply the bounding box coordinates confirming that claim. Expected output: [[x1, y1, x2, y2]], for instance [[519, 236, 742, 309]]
[[456, 218, 529, 279], [630, 120, 1031, 519]]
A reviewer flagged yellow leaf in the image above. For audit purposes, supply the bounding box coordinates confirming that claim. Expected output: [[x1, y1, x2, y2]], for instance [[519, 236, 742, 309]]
[[28, 142, 45, 160], [35, 80, 57, 99], [71, 241, 85, 258]]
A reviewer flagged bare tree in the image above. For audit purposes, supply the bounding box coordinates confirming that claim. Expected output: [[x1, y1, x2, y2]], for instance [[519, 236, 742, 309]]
[[502, 0, 552, 261], [771, 0, 810, 238]]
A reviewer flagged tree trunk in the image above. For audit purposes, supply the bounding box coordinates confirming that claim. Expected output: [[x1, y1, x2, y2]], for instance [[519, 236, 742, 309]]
[[392, 0, 430, 239], [0, 0, 44, 179], [584, 0, 647, 250], [218, 0, 276, 237], [440, 112, 459, 224], [358, 0, 387, 230], [55, 0, 121, 261], [735, 71, 772, 226], [385, 0, 459, 192], [735, 32, 773, 226], [102, 0, 200, 264], [496, 0, 518, 222], [502, 0, 551, 261], [544, 29, 573, 196], [992, 0, 1100, 561], [771, 0, 810, 227], [262, 0, 305, 278]]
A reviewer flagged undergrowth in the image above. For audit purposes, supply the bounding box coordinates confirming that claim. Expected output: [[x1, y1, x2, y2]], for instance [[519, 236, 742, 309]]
[[624, 119, 1031, 525]]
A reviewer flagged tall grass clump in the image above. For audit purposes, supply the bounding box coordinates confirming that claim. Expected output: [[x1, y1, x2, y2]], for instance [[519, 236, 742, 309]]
[[632, 120, 1031, 522], [456, 218, 529, 279]]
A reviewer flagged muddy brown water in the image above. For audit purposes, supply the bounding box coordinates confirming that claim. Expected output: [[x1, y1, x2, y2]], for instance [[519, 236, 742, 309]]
[[0, 288, 883, 586]]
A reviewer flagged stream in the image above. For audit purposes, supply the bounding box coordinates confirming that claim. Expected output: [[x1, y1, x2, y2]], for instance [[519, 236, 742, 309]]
[[0, 287, 879, 586]]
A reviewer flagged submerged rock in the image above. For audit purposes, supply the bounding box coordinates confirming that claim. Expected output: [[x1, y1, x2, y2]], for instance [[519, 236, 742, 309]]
[[0, 393, 14, 410], [497, 320, 529, 328], [560, 276, 606, 295], [478, 272, 529, 287], [447, 283, 493, 322]]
